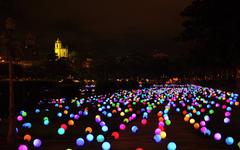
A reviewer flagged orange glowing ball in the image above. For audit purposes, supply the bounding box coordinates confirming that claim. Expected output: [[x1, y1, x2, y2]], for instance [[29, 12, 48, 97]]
[[184, 116, 189, 122], [193, 123, 200, 129], [111, 132, 120, 140], [59, 104, 63, 108], [112, 110, 117, 114], [68, 120, 74, 126], [85, 127, 93, 133], [157, 112, 162, 117], [158, 117, 164, 122], [192, 109, 196, 114], [64, 110, 68, 115], [129, 108, 133, 112], [136, 147, 144, 150], [23, 134, 32, 142], [235, 102, 239, 106]]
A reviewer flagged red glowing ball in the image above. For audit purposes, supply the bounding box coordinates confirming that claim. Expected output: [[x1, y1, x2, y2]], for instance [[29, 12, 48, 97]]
[[111, 132, 120, 140]]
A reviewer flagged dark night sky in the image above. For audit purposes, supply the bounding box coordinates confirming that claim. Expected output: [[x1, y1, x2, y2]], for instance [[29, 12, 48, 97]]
[[15, 0, 191, 56]]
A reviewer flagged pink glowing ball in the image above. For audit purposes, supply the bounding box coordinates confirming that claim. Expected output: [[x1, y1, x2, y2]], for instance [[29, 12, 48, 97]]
[[119, 124, 126, 130], [17, 116, 23, 122], [214, 133, 221, 141], [225, 112, 231, 117], [155, 128, 161, 135], [18, 144, 28, 150], [200, 121, 206, 127], [141, 119, 147, 125]]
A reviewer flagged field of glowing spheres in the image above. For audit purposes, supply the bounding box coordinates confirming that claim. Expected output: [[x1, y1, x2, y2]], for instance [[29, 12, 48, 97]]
[[15, 84, 240, 150]]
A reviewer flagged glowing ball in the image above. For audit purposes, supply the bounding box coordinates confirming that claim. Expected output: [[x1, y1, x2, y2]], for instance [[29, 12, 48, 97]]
[[204, 115, 210, 122], [153, 134, 161, 143], [68, 120, 74, 126], [165, 120, 171, 126], [136, 147, 144, 150], [155, 128, 161, 134], [120, 112, 125, 117], [17, 116, 23, 122], [119, 124, 126, 130], [57, 112, 62, 117], [61, 124, 68, 130], [193, 123, 200, 129], [131, 125, 138, 133], [189, 118, 195, 124], [21, 111, 27, 117], [224, 118, 230, 124], [100, 121, 106, 127], [76, 138, 84, 146], [44, 120, 49, 126], [141, 119, 147, 125], [160, 131, 167, 139], [167, 142, 177, 150], [111, 132, 119, 140], [35, 109, 40, 113], [214, 133, 221, 141], [238, 141, 240, 148], [64, 110, 68, 115], [86, 134, 94, 142], [58, 128, 65, 135], [18, 144, 28, 150], [74, 114, 80, 120], [225, 112, 231, 117], [225, 137, 234, 145], [184, 116, 189, 122], [70, 114, 74, 118], [23, 134, 31, 142], [200, 121, 206, 126], [200, 127, 207, 134], [97, 134, 105, 143], [102, 142, 111, 150], [85, 127, 93, 133], [95, 118, 101, 123], [22, 123, 32, 129], [102, 125, 108, 132], [33, 139, 42, 148]]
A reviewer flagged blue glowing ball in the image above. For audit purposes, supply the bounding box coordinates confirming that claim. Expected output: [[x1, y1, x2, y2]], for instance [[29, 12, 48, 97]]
[[35, 109, 40, 114], [102, 141, 111, 150], [58, 128, 65, 135], [57, 112, 62, 117], [70, 114, 74, 118], [102, 125, 108, 132], [107, 113, 112, 118], [153, 134, 161, 143], [131, 125, 138, 133], [225, 137, 234, 145], [167, 142, 177, 150], [76, 138, 84, 146], [86, 134, 94, 142], [44, 120, 49, 126], [33, 139, 42, 148], [22, 123, 32, 129], [176, 108, 180, 112], [83, 111, 88, 116]]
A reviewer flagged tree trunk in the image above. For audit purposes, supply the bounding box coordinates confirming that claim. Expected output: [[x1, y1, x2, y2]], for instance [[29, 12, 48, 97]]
[[7, 50, 16, 145]]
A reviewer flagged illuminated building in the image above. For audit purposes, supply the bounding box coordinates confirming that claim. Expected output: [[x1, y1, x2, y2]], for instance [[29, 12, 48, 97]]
[[54, 38, 68, 59]]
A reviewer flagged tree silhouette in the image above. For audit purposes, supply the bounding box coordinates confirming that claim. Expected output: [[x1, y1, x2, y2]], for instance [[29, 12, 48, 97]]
[[181, 0, 240, 68]]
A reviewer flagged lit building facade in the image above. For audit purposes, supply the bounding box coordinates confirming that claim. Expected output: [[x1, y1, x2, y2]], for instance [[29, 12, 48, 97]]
[[54, 38, 68, 59]]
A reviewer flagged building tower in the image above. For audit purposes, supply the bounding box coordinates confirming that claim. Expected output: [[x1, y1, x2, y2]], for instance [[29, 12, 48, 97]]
[[54, 38, 68, 59]]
